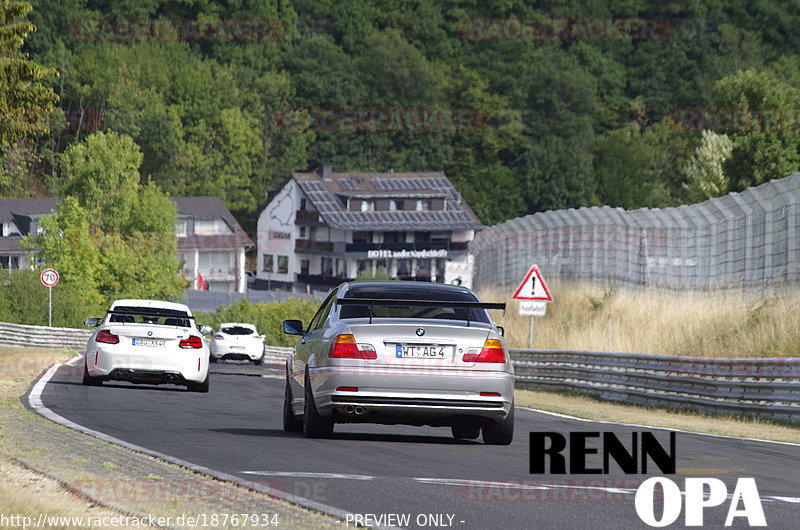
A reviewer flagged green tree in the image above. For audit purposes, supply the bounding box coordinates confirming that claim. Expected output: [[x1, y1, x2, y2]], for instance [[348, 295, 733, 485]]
[[683, 130, 734, 202], [712, 69, 800, 190], [0, 0, 58, 156], [28, 131, 185, 307]]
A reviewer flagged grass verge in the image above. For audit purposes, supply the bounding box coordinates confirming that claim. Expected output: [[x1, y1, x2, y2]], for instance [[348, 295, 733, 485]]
[[479, 281, 800, 356]]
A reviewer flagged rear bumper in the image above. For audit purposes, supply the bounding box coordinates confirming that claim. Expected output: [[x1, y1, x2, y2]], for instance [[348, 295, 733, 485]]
[[211, 344, 264, 361], [86, 347, 208, 383], [308, 366, 514, 425]]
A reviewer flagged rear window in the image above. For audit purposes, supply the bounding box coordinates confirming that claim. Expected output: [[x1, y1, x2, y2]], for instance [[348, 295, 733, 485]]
[[221, 326, 256, 335], [339, 285, 489, 323], [108, 306, 191, 327]]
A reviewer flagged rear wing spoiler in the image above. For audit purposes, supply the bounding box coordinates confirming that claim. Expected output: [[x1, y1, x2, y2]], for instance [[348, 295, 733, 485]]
[[107, 308, 195, 320], [336, 298, 506, 326]]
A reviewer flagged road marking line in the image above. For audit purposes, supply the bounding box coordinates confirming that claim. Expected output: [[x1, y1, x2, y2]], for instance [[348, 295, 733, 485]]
[[27, 362, 363, 525], [242, 471, 375, 480]]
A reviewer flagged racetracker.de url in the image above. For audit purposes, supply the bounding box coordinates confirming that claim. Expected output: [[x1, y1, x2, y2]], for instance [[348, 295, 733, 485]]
[[0, 513, 280, 528]]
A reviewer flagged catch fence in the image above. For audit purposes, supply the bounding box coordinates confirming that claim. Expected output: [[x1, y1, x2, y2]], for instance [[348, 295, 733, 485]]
[[471, 173, 800, 290]]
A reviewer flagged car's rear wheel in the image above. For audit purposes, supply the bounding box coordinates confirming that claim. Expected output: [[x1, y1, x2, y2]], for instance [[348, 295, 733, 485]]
[[82, 362, 102, 386], [451, 424, 481, 440], [253, 357, 263, 365], [209, 355, 217, 363], [187, 373, 210, 393], [482, 403, 514, 445], [303, 376, 333, 438], [283, 379, 303, 433]]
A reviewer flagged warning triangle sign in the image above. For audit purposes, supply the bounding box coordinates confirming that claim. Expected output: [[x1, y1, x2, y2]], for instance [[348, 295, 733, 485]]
[[512, 264, 553, 302]]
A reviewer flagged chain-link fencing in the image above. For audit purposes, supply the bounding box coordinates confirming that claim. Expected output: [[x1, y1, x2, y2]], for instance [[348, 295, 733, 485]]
[[471, 173, 800, 290]]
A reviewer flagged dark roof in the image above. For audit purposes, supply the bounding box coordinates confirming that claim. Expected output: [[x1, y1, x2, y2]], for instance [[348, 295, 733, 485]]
[[293, 171, 483, 231], [0, 198, 59, 221], [0, 197, 251, 252], [171, 197, 253, 251]]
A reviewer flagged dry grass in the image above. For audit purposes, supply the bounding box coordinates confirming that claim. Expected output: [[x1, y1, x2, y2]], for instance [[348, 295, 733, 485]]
[[0, 347, 154, 529], [479, 281, 800, 356], [516, 389, 800, 444]]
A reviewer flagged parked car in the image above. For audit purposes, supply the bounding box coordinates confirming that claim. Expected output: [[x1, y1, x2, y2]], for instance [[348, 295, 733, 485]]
[[82, 299, 212, 392], [282, 281, 514, 444], [210, 322, 265, 364]]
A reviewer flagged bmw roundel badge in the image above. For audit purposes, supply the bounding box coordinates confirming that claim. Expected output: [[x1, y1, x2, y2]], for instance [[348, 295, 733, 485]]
[[147, 331, 153, 336], [416, 328, 425, 337]]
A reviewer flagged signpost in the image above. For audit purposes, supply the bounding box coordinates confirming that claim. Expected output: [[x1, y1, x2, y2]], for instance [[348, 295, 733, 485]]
[[40, 268, 59, 327], [512, 264, 552, 348]]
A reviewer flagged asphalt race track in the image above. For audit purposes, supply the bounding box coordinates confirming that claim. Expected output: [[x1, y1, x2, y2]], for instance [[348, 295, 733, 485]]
[[33, 358, 800, 529]]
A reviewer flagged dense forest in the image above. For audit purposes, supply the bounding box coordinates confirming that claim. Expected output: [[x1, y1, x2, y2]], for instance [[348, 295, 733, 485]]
[[5, 0, 800, 227]]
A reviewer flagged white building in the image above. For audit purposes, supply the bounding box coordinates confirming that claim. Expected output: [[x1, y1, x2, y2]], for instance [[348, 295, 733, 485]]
[[0, 196, 252, 294], [255, 168, 483, 292]]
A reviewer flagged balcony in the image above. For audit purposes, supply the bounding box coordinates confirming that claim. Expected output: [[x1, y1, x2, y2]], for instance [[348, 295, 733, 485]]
[[295, 210, 324, 225], [294, 239, 335, 253]]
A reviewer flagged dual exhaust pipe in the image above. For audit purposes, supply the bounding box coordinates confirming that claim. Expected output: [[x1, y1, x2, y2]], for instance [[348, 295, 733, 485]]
[[343, 405, 366, 415]]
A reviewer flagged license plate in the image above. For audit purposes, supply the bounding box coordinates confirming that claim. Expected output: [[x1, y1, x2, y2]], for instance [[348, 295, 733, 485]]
[[395, 344, 448, 358], [132, 338, 165, 347]]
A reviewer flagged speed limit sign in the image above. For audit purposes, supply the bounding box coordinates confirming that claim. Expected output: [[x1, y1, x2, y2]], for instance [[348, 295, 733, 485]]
[[41, 268, 59, 287]]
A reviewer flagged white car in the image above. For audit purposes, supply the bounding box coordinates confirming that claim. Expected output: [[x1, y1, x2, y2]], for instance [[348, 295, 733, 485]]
[[210, 322, 265, 364], [82, 299, 212, 392]]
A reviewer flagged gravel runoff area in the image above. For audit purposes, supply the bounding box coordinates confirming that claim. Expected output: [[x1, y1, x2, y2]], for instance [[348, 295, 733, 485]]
[[0, 348, 341, 529]]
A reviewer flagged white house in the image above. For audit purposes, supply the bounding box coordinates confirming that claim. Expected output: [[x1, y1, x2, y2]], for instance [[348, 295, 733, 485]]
[[255, 167, 483, 292]]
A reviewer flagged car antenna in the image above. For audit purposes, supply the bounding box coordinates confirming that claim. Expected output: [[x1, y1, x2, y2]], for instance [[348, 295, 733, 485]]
[[369, 300, 374, 324]]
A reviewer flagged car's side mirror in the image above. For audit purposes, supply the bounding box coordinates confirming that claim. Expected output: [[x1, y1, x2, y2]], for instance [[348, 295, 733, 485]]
[[84, 317, 100, 327], [496, 326, 504, 337], [200, 325, 213, 335], [283, 319, 304, 335]]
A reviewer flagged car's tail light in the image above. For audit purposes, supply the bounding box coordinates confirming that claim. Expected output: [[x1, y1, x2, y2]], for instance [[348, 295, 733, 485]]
[[180, 335, 203, 349], [328, 334, 377, 360], [96, 330, 119, 344], [463, 339, 506, 363], [214, 334, 224, 340]]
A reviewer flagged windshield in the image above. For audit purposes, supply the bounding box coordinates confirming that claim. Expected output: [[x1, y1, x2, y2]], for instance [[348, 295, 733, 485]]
[[221, 326, 256, 335]]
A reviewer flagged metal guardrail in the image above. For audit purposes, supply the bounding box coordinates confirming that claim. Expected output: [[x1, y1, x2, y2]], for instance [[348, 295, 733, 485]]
[[2, 320, 798, 423], [512, 349, 800, 423], [0, 321, 93, 350]]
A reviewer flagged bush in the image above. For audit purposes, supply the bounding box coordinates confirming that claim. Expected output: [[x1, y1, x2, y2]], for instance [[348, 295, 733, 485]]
[[0, 269, 105, 328], [194, 297, 320, 347]]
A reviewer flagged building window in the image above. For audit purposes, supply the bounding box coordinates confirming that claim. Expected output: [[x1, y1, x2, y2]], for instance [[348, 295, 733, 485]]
[[0, 256, 9, 269], [415, 199, 430, 211], [336, 259, 346, 277], [352, 231, 372, 243], [277, 255, 289, 274], [300, 259, 310, 275], [321, 257, 333, 276], [263, 254, 273, 272], [360, 200, 374, 212], [384, 231, 405, 243], [300, 198, 307, 210], [389, 199, 404, 211], [299, 226, 307, 238], [396, 260, 411, 277]]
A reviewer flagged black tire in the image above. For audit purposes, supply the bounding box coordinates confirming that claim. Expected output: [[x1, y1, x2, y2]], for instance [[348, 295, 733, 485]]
[[187, 372, 210, 393], [209, 355, 217, 363], [482, 403, 514, 445], [82, 362, 102, 386], [451, 424, 481, 440], [283, 378, 303, 433], [253, 357, 263, 365], [303, 375, 333, 438]]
